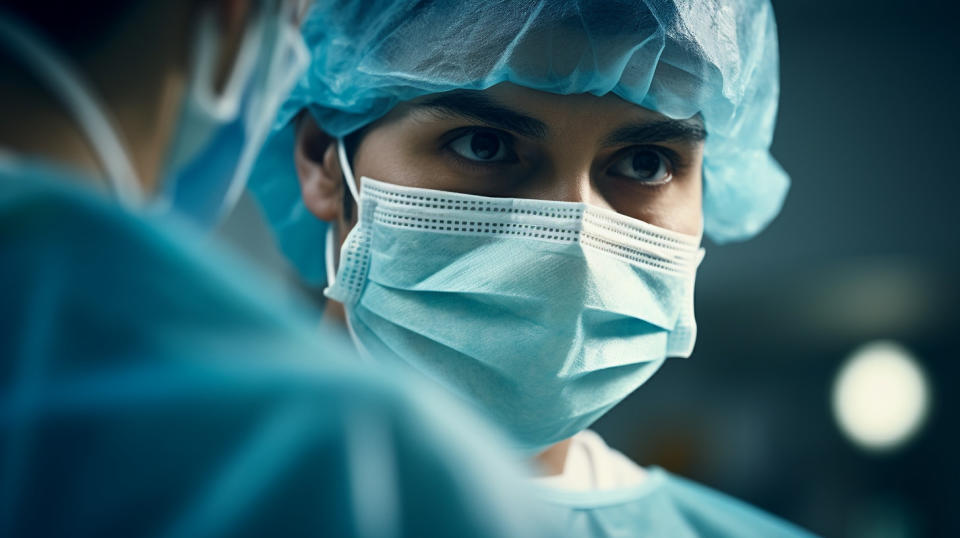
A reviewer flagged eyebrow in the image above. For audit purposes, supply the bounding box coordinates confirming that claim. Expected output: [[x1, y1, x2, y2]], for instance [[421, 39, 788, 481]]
[[601, 119, 706, 147], [412, 90, 548, 139], [411, 89, 706, 146]]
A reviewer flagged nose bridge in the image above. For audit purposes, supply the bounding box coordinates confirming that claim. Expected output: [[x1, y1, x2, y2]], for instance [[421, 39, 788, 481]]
[[525, 153, 610, 209], [541, 169, 592, 203]]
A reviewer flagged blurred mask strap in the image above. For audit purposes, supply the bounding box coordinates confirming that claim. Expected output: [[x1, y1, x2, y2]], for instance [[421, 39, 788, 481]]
[[219, 5, 309, 221], [188, 6, 264, 122]]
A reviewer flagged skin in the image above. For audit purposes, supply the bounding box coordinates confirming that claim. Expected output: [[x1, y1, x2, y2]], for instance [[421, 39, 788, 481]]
[[295, 82, 706, 476], [0, 0, 260, 194]]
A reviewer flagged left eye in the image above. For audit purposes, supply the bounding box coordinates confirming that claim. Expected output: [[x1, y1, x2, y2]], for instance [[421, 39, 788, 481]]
[[609, 148, 672, 184], [448, 130, 513, 162]]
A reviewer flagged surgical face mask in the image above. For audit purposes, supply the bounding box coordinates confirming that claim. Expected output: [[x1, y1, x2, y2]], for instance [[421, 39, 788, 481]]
[[325, 141, 705, 452], [0, 2, 307, 225], [159, 0, 309, 228]]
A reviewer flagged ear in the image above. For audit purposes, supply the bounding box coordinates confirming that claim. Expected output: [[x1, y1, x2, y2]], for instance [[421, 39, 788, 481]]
[[294, 113, 343, 222]]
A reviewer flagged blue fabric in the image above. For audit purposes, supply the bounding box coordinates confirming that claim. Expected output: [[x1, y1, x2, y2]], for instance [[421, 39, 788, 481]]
[[248, 0, 789, 286], [537, 467, 819, 537], [158, 3, 308, 229], [0, 160, 556, 538]]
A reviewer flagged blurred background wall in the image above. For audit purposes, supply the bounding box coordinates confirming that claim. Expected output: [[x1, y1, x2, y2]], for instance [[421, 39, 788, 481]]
[[221, 1, 959, 535]]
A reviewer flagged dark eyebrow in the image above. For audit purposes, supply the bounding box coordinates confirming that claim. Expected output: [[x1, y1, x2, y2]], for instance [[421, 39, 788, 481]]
[[602, 119, 706, 147], [411, 90, 548, 139]]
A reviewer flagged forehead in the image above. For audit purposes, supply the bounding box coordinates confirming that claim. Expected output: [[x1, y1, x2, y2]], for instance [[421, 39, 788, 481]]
[[481, 83, 668, 124], [396, 82, 705, 144]]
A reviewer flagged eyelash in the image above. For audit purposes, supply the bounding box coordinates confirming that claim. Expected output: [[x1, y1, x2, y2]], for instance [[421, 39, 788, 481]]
[[442, 127, 519, 168], [441, 127, 688, 179], [606, 145, 683, 185], [651, 146, 684, 171]]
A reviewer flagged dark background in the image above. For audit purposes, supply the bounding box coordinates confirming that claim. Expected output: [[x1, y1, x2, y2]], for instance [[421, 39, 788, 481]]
[[593, 2, 960, 536], [222, 2, 959, 536]]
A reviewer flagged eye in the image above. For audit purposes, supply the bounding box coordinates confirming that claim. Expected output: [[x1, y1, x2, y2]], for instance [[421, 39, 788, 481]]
[[447, 130, 514, 162], [609, 148, 673, 184]]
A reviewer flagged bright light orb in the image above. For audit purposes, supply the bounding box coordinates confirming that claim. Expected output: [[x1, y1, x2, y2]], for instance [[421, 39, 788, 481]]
[[832, 341, 930, 452]]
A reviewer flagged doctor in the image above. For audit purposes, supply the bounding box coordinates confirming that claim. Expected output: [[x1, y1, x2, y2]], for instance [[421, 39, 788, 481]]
[[250, 0, 818, 536]]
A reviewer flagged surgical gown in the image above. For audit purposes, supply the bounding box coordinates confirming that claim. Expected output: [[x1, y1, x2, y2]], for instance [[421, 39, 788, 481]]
[[0, 158, 555, 538]]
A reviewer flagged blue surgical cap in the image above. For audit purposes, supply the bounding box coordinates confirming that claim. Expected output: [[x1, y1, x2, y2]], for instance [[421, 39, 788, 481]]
[[249, 0, 789, 286]]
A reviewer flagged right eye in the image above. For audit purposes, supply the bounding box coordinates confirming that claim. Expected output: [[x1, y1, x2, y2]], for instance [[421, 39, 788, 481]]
[[608, 147, 673, 185], [447, 130, 515, 163]]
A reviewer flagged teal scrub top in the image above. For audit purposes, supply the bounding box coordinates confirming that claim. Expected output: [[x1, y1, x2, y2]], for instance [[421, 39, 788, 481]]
[[0, 158, 556, 538]]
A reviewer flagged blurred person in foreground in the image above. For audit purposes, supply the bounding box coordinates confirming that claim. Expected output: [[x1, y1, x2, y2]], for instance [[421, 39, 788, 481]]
[[250, 0, 819, 536], [0, 1, 557, 536]]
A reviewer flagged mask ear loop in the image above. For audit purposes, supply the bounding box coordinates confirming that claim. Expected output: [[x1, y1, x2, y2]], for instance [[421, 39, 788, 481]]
[[326, 138, 374, 362], [324, 224, 338, 288], [336, 138, 361, 214], [0, 13, 143, 208], [326, 137, 360, 289]]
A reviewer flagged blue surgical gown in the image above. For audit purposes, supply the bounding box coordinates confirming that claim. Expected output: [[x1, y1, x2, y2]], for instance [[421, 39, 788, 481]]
[[0, 158, 555, 538]]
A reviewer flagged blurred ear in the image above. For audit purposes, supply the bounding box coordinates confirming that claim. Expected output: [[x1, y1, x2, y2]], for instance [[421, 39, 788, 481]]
[[294, 113, 343, 222]]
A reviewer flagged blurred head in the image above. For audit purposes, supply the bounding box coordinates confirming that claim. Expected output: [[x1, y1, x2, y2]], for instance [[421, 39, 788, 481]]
[[0, 0, 308, 224]]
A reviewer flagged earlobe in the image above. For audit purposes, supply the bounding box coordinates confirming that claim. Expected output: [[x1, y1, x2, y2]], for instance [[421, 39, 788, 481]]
[[294, 114, 342, 222]]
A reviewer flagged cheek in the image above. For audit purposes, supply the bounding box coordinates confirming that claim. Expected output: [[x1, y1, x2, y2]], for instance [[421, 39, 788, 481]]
[[659, 161, 703, 236], [351, 132, 415, 185], [623, 171, 703, 235], [664, 178, 704, 235], [351, 126, 454, 189]]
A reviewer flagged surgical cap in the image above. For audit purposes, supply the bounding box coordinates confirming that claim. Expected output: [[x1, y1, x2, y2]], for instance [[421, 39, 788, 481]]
[[249, 0, 789, 286]]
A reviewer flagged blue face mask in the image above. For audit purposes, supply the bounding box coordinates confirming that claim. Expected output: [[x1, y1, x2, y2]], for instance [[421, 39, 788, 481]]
[[158, 0, 309, 228], [326, 142, 705, 452]]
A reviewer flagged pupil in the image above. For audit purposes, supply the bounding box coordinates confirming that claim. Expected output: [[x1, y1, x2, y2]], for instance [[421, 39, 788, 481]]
[[632, 151, 660, 178], [471, 132, 500, 160]]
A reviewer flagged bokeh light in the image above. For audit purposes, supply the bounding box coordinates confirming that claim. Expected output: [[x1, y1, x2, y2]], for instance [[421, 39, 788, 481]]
[[832, 341, 930, 452]]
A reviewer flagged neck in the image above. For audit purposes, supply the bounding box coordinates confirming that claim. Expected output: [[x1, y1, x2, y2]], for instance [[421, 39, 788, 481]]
[[535, 439, 572, 476]]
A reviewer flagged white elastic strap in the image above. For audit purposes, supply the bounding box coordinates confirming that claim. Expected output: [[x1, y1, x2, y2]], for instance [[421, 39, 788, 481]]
[[344, 314, 375, 365], [324, 225, 338, 288], [336, 139, 361, 209], [0, 13, 143, 207]]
